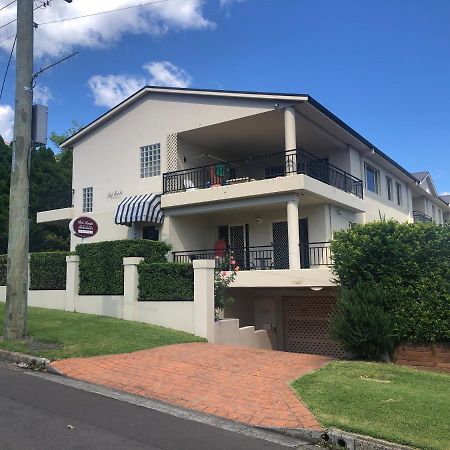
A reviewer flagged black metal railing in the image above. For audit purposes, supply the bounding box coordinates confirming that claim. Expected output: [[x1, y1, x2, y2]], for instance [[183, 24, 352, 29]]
[[173, 245, 274, 270], [413, 211, 433, 223], [37, 193, 73, 212], [173, 241, 332, 271], [163, 148, 363, 198], [300, 242, 332, 268]]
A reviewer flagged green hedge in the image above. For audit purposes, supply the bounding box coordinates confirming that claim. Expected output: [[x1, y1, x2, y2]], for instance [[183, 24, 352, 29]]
[[0, 254, 6, 285], [29, 251, 69, 290], [138, 263, 194, 301], [331, 221, 450, 344], [76, 239, 171, 295]]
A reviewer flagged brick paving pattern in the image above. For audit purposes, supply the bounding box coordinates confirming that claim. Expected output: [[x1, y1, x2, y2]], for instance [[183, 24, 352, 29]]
[[51, 343, 331, 429]]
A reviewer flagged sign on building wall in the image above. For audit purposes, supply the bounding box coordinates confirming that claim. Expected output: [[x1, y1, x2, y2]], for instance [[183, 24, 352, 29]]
[[69, 217, 99, 239]]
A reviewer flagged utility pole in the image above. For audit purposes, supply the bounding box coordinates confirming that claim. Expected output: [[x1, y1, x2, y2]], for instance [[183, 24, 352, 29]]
[[4, 0, 34, 341]]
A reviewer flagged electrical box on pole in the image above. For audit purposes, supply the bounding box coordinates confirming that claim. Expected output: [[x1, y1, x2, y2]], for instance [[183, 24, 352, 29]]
[[31, 104, 48, 146]]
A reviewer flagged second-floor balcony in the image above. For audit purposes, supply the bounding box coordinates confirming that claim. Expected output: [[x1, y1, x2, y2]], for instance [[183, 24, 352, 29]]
[[163, 148, 363, 199]]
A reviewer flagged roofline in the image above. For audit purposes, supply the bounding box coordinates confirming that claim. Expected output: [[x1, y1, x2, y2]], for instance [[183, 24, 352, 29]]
[[61, 86, 309, 147], [305, 96, 418, 184], [61, 85, 428, 192]]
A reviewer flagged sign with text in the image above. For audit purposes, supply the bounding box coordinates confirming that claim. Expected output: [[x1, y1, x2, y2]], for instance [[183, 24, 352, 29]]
[[69, 217, 98, 239]]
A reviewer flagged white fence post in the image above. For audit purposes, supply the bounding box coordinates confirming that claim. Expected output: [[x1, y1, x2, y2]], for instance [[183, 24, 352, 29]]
[[123, 257, 143, 321], [193, 259, 215, 342], [65, 255, 79, 312]]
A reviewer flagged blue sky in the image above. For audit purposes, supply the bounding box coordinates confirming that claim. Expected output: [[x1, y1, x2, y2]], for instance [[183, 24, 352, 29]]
[[0, 0, 449, 193]]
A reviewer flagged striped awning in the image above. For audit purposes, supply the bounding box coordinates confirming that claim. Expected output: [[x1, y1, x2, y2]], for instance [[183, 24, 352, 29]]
[[114, 193, 164, 225]]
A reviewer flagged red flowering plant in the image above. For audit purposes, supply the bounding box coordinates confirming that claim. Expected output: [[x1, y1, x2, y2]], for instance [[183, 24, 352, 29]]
[[214, 251, 239, 320]]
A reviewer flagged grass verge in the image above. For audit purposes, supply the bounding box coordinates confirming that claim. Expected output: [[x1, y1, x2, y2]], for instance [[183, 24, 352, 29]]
[[292, 360, 450, 450], [0, 302, 204, 360]]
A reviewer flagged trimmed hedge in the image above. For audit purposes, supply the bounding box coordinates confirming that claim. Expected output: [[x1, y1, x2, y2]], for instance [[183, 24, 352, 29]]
[[76, 239, 171, 295], [138, 263, 194, 301], [30, 251, 69, 290], [331, 221, 450, 344], [0, 254, 6, 285]]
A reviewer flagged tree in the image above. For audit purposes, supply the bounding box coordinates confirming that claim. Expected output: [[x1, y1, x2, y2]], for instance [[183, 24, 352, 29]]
[[0, 122, 81, 254]]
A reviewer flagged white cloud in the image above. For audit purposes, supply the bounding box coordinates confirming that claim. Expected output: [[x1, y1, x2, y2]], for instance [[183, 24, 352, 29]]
[[0, 0, 213, 58], [88, 74, 146, 108], [144, 61, 192, 87], [88, 60, 192, 108], [33, 85, 53, 105], [440, 191, 450, 196], [220, 0, 245, 7], [0, 104, 14, 142]]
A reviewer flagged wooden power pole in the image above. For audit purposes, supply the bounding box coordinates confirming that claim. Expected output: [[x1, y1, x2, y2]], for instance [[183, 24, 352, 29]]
[[4, 0, 34, 341]]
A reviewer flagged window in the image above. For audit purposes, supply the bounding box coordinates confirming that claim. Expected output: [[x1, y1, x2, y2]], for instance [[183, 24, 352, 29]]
[[83, 187, 93, 213], [396, 182, 402, 206], [140, 143, 161, 178], [432, 205, 436, 221], [386, 177, 393, 201], [438, 209, 442, 224], [142, 226, 159, 241], [365, 164, 379, 194]]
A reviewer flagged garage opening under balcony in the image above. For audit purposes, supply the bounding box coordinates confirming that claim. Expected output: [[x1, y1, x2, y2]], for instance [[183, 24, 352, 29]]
[[163, 107, 363, 199]]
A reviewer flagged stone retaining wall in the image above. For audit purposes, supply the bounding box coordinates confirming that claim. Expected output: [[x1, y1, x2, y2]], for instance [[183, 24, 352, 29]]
[[394, 343, 450, 373]]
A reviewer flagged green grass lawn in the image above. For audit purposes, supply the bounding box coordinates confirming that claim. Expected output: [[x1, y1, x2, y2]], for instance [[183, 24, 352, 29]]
[[292, 361, 450, 450], [0, 303, 204, 360]]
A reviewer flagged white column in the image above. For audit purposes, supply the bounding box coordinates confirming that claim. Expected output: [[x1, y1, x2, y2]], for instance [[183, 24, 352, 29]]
[[287, 198, 301, 270], [123, 257, 143, 321], [193, 259, 216, 342], [285, 106, 297, 174], [65, 255, 79, 312]]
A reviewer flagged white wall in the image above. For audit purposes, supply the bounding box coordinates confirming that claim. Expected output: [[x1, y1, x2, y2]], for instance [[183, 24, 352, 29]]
[[69, 94, 288, 249]]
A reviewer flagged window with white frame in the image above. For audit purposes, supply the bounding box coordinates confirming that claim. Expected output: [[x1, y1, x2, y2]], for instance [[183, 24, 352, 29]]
[[365, 164, 380, 194], [438, 209, 442, 224], [386, 177, 393, 201], [140, 143, 161, 178], [432, 205, 436, 221], [396, 182, 402, 206], [83, 187, 93, 212]]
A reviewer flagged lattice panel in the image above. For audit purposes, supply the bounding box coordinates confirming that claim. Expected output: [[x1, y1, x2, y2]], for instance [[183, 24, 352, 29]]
[[166, 133, 178, 172], [283, 295, 346, 358], [272, 221, 289, 269]]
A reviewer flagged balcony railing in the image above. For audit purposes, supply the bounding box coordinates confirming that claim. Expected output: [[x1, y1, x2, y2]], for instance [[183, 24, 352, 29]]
[[413, 211, 433, 223], [37, 193, 73, 213], [173, 242, 332, 271], [163, 148, 363, 198]]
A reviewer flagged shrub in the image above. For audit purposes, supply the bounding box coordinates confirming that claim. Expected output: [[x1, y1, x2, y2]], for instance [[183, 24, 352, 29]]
[[30, 251, 69, 290], [0, 254, 6, 285], [138, 262, 193, 301], [76, 239, 171, 295], [331, 221, 450, 344], [329, 284, 394, 360]]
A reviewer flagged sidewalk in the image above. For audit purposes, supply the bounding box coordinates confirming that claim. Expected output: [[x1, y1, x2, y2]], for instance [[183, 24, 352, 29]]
[[51, 343, 331, 429]]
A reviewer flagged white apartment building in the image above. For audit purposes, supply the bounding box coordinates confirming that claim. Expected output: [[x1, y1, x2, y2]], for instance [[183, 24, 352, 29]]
[[37, 87, 450, 356]]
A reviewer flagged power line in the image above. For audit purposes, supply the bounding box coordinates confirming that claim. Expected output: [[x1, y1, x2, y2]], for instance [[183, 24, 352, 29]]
[[0, 0, 16, 12], [0, 33, 15, 44], [0, 33, 16, 102], [36, 0, 168, 26], [0, 2, 47, 30]]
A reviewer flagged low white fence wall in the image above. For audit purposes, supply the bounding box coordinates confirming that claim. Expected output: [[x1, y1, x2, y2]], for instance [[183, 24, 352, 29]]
[[0, 258, 273, 350]]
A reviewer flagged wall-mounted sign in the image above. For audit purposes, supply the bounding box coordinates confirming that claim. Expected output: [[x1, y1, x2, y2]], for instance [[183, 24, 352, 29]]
[[107, 189, 123, 200], [69, 216, 98, 239]]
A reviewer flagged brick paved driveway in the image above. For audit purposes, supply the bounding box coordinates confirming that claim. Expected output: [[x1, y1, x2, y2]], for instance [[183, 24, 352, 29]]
[[50, 343, 330, 429]]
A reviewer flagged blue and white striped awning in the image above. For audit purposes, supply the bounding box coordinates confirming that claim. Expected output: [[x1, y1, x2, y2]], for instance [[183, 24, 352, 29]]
[[114, 193, 164, 225]]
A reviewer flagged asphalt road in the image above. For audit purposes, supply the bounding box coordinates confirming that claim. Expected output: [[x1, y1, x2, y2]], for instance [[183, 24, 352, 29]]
[[0, 364, 294, 450]]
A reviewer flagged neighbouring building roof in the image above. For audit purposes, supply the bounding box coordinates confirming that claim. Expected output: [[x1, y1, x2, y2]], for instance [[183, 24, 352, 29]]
[[412, 171, 429, 183], [439, 194, 450, 205]]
